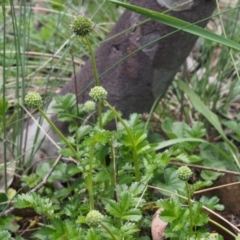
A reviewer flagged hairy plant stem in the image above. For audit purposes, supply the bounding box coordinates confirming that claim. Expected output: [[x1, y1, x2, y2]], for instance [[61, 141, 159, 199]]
[[28, 30, 99, 207], [37, 107, 80, 161], [84, 36, 102, 128], [185, 181, 193, 238], [100, 222, 117, 240], [97, 103, 103, 128], [84, 36, 99, 86], [104, 100, 140, 181], [37, 107, 97, 209], [87, 145, 95, 210]]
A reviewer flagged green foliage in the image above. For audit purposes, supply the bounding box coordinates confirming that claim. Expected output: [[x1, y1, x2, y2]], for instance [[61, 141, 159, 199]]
[[199, 196, 224, 211], [158, 197, 210, 239], [2, 1, 240, 239], [0, 230, 14, 240], [157, 167, 185, 197], [223, 120, 240, 142], [4, 82, 238, 240], [84, 128, 111, 147], [7, 111, 154, 238], [199, 143, 228, 180], [162, 117, 189, 139], [33, 219, 83, 240], [0, 215, 19, 233], [193, 180, 212, 191], [52, 94, 84, 124], [0, 192, 8, 211], [105, 191, 142, 221], [86, 229, 101, 240], [14, 192, 59, 219], [178, 80, 240, 171], [100, 110, 117, 128], [162, 118, 206, 152], [36, 161, 81, 183]]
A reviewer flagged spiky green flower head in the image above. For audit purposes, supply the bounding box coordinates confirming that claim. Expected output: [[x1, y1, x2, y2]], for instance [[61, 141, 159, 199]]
[[86, 210, 103, 227], [24, 92, 42, 109], [89, 86, 108, 103], [84, 100, 96, 113], [70, 15, 93, 37], [177, 166, 193, 181]]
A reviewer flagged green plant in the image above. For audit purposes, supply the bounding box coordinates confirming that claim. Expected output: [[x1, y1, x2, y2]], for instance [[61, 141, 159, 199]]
[[3, 101, 239, 239], [2, 1, 240, 239], [156, 165, 237, 239]]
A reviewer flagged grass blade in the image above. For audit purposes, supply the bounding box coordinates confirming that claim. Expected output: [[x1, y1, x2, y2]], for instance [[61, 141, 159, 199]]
[[177, 80, 240, 171], [110, 0, 240, 51]]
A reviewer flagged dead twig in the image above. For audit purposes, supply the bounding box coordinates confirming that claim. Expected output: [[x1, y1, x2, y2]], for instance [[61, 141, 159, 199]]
[[169, 161, 240, 176]]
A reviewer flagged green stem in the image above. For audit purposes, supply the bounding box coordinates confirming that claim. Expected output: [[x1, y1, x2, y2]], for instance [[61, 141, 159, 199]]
[[100, 222, 117, 240], [110, 137, 117, 189], [87, 145, 95, 210], [84, 36, 102, 128], [185, 181, 193, 238], [104, 100, 140, 181], [97, 103, 103, 129], [84, 36, 99, 86], [208, 219, 237, 238], [37, 107, 80, 163], [37, 107, 98, 209]]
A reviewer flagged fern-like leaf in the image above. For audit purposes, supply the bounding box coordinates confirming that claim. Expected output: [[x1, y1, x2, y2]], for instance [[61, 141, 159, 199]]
[[15, 193, 59, 219], [105, 191, 142, 222]]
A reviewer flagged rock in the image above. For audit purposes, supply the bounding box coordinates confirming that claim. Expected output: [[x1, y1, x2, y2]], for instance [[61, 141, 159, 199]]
[[151, 208, 168, 240]]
